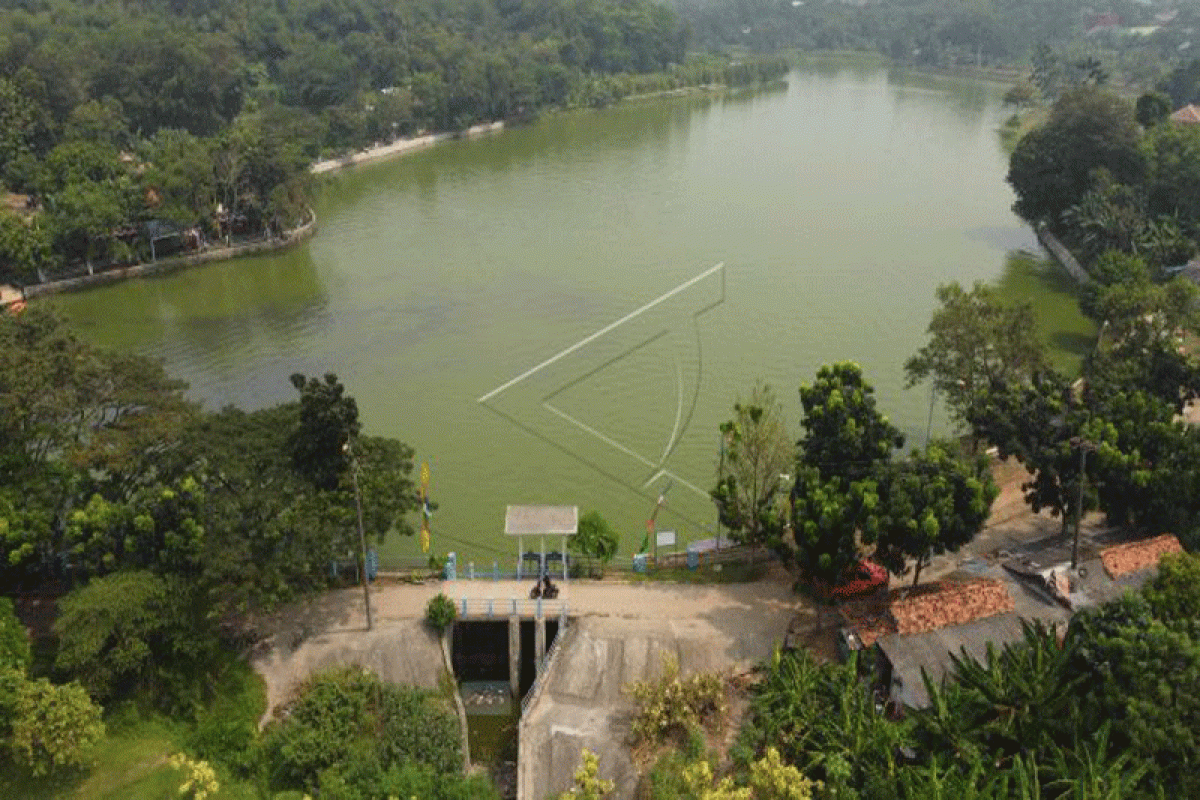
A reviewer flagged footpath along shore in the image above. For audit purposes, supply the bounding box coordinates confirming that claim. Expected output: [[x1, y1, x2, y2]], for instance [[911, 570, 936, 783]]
[[311, 121, 505, 174]]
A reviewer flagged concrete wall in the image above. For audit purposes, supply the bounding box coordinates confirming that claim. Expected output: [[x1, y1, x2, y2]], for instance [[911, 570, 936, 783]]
[[311, 122, 505, 175], [16, 211, 317, 302], [1036, 223, 1092, 286]]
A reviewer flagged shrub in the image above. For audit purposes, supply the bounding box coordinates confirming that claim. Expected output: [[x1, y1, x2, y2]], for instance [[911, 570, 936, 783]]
[[626, 655, 727, 746], [54, 570, 219, 709], [425, 593, 456, 633], [9, 677, 105, 776], [258, 666, 462, 793], [186, 659, 265, 776], [0, 597, 30, 673], [1144, 551, 1200, 625]]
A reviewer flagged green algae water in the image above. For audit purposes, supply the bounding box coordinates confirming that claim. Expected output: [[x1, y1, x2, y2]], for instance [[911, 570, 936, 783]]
[[50, 64, 1093, 564]]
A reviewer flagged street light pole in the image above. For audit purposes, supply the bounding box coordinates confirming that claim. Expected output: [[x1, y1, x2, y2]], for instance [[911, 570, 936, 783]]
[[344, 441, 373, 631]]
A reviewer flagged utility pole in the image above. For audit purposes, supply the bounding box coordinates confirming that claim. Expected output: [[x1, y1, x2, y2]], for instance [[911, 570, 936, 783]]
[[345, 442, 373, 631], [1070, 437, 1096, 571]]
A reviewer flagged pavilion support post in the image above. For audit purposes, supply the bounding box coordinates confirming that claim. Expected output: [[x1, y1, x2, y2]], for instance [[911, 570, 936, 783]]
[[535, 616, 546, 671], [508, 615, 521, 698]]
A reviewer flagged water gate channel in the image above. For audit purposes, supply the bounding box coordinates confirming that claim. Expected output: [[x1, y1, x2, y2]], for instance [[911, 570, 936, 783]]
[[451, 599, 565, 790]]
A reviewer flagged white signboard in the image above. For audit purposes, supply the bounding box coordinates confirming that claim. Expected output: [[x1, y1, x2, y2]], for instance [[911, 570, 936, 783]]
[[656, 530, 677, 548]]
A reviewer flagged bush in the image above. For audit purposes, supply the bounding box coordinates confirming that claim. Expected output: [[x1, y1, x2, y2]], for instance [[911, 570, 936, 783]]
[[54, 570, 219, 709], [186, 659, 265, 776], [258, 666, 462, 793], [626, 655, 727, 747], [9, 677, 105, 776], [425, 593, 456, 633], [1144, 552, 1200, 625], [0, 597, 30, 673]]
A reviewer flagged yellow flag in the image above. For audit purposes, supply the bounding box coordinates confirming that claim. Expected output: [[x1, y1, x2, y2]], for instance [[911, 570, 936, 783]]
[[420, 525, 430, 554]]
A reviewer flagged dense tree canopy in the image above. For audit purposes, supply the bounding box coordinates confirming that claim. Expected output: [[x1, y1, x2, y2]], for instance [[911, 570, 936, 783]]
[[904, 281, 1047, 427], [0, 308, 420, 612], [1008, 87, 1143, 225], [711, 383, 793, 549], [873, 442, 997, 586], [0, 0, 787, 286]]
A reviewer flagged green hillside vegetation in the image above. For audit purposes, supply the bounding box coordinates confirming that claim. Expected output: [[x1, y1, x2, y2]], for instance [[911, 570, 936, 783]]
[[0, 0, 788, 286]]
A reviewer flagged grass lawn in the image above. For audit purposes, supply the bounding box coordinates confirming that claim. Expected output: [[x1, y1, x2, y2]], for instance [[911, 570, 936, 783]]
[[0, 713, 258, 800], [0, 661, 266, 800], [625, 561, 769, 584]]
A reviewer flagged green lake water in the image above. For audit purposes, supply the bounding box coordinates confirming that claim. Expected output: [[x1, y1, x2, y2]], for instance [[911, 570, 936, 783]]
[[50, 64, 1094, 565]]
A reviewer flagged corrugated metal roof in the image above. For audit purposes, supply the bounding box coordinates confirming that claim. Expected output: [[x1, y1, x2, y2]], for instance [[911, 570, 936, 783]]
[[877, 612, 1031, 708]]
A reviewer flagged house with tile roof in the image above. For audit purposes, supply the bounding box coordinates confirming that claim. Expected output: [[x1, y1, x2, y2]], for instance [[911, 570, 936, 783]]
[[1171, 104, 1200, 124], [837, 534, 1183, 709]]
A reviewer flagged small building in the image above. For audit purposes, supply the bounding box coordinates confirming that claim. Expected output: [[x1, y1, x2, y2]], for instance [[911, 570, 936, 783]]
[[505, 505, 577, 581], [840, 534, 1182, 709], [1171, 104, 1200, 124]]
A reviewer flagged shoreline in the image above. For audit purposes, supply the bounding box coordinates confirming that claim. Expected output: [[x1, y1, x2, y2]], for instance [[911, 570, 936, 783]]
[[4, 211, 317, 306], [311, 121, 506, 175]]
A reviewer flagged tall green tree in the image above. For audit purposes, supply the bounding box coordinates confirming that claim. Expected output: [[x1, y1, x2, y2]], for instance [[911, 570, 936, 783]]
[[874, 443, 997, 587], [289, 372, 359, 492], [1008, 87, 1143, 225], [786, 466, 879, 586], [0, 213, 52, 286], [797, 362, 903, 486], [904, 282, 1047, 427], [967, 371, 1115, 536], [711, 383, 793, 548]]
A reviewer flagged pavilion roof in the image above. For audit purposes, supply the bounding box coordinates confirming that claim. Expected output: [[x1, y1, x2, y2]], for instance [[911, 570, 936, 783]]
[[504, 505, 578, 536]]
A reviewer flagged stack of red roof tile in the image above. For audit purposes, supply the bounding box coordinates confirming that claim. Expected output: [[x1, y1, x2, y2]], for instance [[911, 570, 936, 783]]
[[890, 579, 1015, 636], [1100, 534, 1183, 579], [840, 578, 1015, 645]]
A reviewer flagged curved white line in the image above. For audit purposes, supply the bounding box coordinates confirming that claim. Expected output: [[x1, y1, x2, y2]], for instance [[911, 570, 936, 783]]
[[657, 355, 685, 468]]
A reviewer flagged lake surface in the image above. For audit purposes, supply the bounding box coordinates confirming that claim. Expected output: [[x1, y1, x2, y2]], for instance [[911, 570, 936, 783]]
[[52, 63, 1093, 565]]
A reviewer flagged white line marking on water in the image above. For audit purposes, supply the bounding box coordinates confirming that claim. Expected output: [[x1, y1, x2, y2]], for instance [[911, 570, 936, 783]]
[[477, 262, 724, 403], [657, 357, 685, 467]]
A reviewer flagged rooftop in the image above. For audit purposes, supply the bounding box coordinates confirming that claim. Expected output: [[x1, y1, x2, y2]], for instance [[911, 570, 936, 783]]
[[504, 505, 578, 536], [839, 577, 1016, 648], [1172, 104, 1200, 124], [877, 612, 1032, 708], [1100, 534, 1182, 578], [855, 533, 1180, 708]]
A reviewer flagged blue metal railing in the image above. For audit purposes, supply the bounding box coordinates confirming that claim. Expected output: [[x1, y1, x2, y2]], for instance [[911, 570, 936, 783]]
[[457, 597, 568, 619], [520, 615, 569, 718]]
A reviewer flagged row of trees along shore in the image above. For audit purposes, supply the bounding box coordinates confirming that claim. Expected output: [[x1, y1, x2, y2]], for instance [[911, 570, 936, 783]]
[[0, 0, 788, 288], [699, 89, 1200, 787]]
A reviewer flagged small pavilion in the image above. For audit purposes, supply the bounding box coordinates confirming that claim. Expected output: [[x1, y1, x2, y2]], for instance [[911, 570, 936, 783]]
[[506, 505, 577, 581]]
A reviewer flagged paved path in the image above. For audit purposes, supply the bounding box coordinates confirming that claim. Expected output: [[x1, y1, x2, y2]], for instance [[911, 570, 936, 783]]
[[250, 567, 803, 723]]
